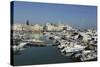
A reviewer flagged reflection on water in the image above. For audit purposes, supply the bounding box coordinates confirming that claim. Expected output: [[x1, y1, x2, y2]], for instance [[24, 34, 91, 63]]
[[13, 33, 74, 66], [30, 32, 54, 44], [31, 33, 43, 39]]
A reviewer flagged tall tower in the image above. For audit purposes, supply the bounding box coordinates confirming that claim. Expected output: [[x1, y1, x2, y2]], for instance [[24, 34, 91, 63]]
[[26, 20, 29, 25]]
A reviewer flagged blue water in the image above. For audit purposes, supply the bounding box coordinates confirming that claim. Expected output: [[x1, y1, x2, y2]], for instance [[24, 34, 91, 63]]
[[13, 46, 75, 66]]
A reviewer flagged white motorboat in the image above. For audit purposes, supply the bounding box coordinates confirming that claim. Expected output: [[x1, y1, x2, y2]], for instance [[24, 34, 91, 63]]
[[79, 50, 97, 61], [60, 43, 86, 56], [12, 41, 28, 51]]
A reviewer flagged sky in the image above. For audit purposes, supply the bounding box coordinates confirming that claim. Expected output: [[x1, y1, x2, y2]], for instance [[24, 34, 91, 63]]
[[12, 1, 97, 29]]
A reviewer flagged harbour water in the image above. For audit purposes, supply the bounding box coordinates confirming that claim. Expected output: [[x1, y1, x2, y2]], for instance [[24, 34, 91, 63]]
[[13, 33, 74, 66], [13, 46, 74, 66]]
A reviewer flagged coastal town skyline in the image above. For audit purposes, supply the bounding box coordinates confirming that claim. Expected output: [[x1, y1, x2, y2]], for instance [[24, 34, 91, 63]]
[[13, 1, 97, 29], [11, 1, 97, 66]]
